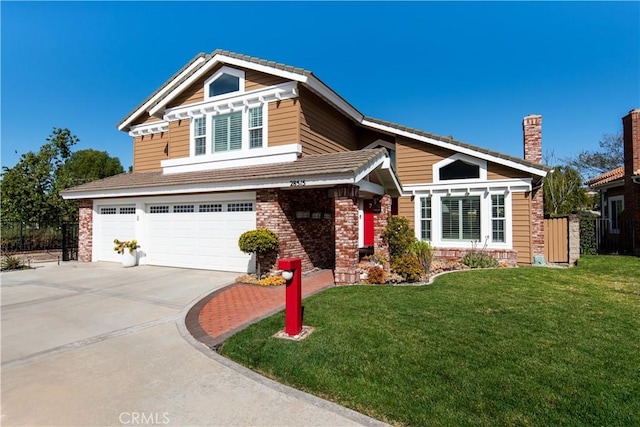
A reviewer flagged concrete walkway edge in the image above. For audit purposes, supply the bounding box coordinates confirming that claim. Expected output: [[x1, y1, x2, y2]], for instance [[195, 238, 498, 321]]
[[176, 282, 389, 427]]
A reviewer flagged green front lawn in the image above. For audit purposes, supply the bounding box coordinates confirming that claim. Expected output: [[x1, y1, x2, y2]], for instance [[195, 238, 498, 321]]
[[220, 256, 640, 426]]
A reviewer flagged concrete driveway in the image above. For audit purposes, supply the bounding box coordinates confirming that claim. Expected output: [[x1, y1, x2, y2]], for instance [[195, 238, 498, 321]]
[[1, 262, 380, 426]]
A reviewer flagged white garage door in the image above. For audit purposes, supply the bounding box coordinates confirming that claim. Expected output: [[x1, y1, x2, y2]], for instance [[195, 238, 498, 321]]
[[96, 205, 137, 263], [145, 200, 256, 272]]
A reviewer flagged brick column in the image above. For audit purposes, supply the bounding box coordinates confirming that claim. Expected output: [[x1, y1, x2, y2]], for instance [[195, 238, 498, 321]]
[[622, 109, 640, 254], [333, 185, 360, 284], [568, 214, 580, 265], [523, 114, 545, 260], [78, 199, 93, 262], [373, 194, 391, 271]]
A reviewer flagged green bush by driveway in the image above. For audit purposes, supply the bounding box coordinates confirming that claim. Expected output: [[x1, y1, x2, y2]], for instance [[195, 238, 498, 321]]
[[221, 256, 640, 426]]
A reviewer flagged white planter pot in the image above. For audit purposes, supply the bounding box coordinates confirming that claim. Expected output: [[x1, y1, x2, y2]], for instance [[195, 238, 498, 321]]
[[122, 250, 137, 268]]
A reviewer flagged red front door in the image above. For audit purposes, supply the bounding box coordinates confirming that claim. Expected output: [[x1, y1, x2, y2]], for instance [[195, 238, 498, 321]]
[[363, 199, 375, 246]]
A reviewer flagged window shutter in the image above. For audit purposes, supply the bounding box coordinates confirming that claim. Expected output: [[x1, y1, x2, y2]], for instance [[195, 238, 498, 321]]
[[213, 115, 228, 152], [229, 112, 242, 151]]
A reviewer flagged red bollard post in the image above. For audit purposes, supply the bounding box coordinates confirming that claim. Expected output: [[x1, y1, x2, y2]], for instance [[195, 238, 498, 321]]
[[278, 257, 302, 336]]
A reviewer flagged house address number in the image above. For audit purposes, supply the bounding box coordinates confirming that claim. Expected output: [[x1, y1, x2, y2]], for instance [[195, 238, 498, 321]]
[[290, 180, 306, 187]]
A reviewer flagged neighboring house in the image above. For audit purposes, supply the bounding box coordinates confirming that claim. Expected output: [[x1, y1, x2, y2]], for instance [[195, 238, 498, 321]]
[[585, 109, 640, 254], [62, 49, 549, 283]]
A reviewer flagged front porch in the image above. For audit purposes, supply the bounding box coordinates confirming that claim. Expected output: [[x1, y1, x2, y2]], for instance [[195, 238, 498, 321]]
[[256, 186, 392, 284]]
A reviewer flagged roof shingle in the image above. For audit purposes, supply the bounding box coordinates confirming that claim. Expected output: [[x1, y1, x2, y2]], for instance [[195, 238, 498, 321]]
[[62, 149, 387, 196]]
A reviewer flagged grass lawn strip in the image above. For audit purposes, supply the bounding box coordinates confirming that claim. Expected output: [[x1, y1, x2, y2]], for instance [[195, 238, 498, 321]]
[[221, 256, 640, 427]]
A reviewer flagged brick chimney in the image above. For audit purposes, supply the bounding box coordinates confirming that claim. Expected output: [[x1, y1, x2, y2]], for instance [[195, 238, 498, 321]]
[[622, 108, 640, 254], [523, 114, 542, 163], [523, 114, 544, 262]]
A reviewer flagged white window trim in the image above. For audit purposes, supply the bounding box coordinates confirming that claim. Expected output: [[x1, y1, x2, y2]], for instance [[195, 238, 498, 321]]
[[187, 103, 268, 157], [433, 153, 487, 184], [414, 189, 513, 249], [204, 66, 245, 102], [608, 195, 624, 234]]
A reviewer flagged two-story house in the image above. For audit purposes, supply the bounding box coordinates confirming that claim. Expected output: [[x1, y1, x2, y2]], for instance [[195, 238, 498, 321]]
[[62, 49, 549, 283]]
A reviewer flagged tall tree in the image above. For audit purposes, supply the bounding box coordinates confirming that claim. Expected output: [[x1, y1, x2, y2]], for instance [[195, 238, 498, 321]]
[[1, 128, 78, 225], [566, 133, 624, 180], [1, 128, 124, 226], [543, 165, 588, 216], [59, 149, 124, 186]]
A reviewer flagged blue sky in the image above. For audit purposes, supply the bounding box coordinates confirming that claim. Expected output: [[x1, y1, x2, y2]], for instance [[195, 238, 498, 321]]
[[2, 1, 639, 172]]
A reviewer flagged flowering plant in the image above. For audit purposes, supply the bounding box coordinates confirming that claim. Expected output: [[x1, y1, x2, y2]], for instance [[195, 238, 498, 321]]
[[113, 239, 140, 255]]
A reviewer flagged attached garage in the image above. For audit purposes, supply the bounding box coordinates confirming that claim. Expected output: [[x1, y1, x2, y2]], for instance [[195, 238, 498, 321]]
[[95, 205, 137, 263], [144, 199, 255, 272], [91, 193, 256, 273]]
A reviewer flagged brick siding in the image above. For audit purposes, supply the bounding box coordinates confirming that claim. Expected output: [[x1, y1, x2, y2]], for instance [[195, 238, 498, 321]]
[[523, 114, 545, 259], [622, 109, 640, 254], [373, 194, 391, 270], [256, 188, 334, 274], [333, 185, 360, 284], [435, 248, 518, 267], [78, 199, 93, 262]]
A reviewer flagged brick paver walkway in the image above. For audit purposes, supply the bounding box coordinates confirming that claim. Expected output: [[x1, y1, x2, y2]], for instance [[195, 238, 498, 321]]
[[196, 270, 335, 344]]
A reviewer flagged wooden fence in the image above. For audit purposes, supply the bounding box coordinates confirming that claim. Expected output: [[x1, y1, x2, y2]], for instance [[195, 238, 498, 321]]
[[544, 217, 569, 263]]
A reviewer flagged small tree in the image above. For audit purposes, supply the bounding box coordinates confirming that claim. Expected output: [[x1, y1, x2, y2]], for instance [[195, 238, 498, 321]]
[[382, 216, 416, 259], [409, 240, 434, 276], [238, 228, 279, 279]]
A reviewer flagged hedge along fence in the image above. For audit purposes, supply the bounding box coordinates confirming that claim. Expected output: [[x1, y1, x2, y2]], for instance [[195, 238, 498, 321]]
[[1, 222, 78, 254], [580, 218, 598, 256]]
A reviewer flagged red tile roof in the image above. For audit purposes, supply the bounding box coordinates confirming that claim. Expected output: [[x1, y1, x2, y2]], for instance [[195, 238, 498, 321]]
[[584, 166, 624, 187]]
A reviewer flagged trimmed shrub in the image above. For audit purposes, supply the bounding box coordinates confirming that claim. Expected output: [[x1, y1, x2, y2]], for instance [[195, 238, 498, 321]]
[[409, 240, 434, 274], [462, 251, 499, 269], [382, 216, 416, 259], [238, 228, 279, 279], [391, 254, 424, 283], [366, 266, 386, 284]]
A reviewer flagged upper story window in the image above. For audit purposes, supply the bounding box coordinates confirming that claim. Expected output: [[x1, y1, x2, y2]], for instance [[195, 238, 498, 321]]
[[204, 66, 245, 101], [191, 105, 265, 156], [210, 73, 239, 97], [440, 160, 480, 180], [433, 153, 487, 183]]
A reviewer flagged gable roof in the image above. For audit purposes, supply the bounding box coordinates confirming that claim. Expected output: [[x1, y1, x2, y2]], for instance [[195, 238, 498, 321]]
[[118, 49, 548, 178], [363, 116, 550, 176], [584, 166, 625, 188], [61, 149, 399, 199]]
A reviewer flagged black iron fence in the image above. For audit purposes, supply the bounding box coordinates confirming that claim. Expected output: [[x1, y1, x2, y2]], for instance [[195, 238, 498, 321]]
[[1, 222, 79, 261], [580, 218, 635, 255]]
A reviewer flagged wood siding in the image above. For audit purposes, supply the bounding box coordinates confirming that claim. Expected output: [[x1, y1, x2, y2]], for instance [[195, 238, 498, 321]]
[[167, 65, 287, 109], [133, 132, 169, 172], [397, 195, 414, 223], [395, 136, 456, 184], [487, 162, 527, 180], [169, 73, 209, 108], [245, 69, 287, 91], [512, 192, 532, 264], [169, 119, 190, 159], [268, 99, 299, 146], [357, 128, 396, 149], [299, 87, 359, 155]]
